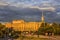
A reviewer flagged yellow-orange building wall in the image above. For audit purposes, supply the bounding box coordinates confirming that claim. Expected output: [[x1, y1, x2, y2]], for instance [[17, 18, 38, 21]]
[[5, 20, 42, 31]]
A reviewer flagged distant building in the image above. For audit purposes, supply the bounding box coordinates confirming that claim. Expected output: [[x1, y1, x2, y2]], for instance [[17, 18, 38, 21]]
[[5, 20, 42, 31], [5, 12, 45, 32]]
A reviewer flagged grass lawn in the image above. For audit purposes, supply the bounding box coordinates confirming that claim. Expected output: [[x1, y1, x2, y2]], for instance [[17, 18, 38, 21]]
[[15, 35, 60, 40], [15, 36, 49, 40]]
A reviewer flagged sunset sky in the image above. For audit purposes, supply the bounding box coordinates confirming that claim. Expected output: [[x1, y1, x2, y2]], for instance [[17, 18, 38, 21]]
[[0, 0, 60, 22]]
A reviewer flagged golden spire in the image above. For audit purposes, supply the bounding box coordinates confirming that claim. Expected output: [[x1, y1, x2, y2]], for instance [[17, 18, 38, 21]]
[[41, 11, 44, 22]]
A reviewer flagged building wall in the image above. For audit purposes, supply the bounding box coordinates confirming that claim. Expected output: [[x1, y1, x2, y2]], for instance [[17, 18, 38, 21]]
[[5, 22, 12, 28], [5, 20, 42, 31]]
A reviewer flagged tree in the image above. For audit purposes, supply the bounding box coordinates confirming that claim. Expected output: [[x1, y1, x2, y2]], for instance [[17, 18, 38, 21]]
[[0, 23, 20, 39], [6, 27, 20, 39], [50, 23, 60, 35], [0, 23, 6, 38], [45, 27, 54, 33], [37, 22, 54, 36]]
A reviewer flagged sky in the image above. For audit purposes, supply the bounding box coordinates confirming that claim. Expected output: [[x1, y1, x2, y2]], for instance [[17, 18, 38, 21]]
[[0, 0, 60, 23]]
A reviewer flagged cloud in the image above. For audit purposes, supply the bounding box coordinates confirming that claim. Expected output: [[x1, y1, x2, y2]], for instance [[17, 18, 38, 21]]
[[0, 2, 56, 12], [0, 0, 59, 22], [0, 0, 59, 7], [0, 5, 58, 22], [0, 2, 8, 6], [29, 6, 55, 11]]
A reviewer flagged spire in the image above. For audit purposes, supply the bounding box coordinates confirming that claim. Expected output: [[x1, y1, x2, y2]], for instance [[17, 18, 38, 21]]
[[41, 11, 44, 22]]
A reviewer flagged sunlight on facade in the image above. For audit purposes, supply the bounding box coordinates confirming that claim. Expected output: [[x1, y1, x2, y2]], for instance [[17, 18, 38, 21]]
[[5, 20, 42, 31]]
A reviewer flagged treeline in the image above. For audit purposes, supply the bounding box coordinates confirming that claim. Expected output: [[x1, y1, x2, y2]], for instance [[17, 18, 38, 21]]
[[37, 22, 60, 35], [0, 23, 21, 39]]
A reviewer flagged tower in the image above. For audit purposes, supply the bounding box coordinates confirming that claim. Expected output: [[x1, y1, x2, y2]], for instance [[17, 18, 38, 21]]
[[41, 11, 45, 23], [40, 11, 45, 27]]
